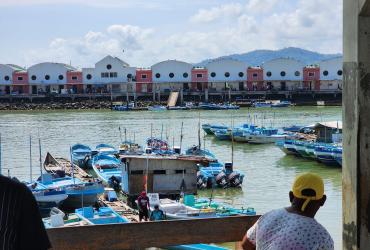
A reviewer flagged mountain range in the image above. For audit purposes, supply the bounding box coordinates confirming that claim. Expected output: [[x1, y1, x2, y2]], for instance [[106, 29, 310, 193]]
[[196, 47, 342, 66]]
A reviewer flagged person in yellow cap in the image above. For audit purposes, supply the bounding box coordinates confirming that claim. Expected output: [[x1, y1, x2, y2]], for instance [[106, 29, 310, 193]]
[[241, 172, 334, 250]]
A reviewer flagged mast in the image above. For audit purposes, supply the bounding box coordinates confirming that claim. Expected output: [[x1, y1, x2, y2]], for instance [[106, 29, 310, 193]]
[[38, 137, 43, 183], [125, 128, 127, 142], [119, 127, 123, 143], [161, 124, 164, 140], [70, 146, 75, 184], [29, 135, 32, 182], [231, 116, 234, 165], [179, 122, 184, 153]]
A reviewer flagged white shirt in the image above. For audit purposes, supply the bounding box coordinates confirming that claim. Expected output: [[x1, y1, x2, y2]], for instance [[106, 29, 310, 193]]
[[247, 208, 334, 250]]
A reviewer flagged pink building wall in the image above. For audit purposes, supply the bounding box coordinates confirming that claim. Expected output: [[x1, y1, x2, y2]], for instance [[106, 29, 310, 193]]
[[303, 67, 320, 90], [66, 71, 83, 84], [136, 69, 152, 93], [191, 68, 208, 90], [12, 72, 28, 85], [247, 68, 264, 90]]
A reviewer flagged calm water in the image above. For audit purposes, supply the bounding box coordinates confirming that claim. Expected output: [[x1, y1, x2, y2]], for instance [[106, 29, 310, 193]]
[[0, 106, 342, 248]]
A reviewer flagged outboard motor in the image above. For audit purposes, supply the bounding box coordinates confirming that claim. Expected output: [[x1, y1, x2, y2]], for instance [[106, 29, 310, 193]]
[[197, 171, 207, 189], [228, 171, 243, 187], [224, 162, 233, 174], [109, 175, 121, 191], [82, 155, 91, 169], [215, 171, 228, 188], [55, 170, 66, 178]]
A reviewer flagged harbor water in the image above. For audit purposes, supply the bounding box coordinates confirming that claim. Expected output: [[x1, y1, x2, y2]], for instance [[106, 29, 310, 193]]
[[0, 106, 342, 248]]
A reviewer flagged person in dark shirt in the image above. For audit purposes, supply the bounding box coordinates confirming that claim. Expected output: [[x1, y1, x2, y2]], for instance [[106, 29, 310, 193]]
[[136, 191, 150, 222], [0, 175, 51, 250], [149, 205, 164, 221]]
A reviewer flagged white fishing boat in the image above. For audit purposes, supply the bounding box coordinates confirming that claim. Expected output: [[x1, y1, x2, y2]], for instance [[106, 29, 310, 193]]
[[148, 193, 216, 220], [247, 134, 289, 144]]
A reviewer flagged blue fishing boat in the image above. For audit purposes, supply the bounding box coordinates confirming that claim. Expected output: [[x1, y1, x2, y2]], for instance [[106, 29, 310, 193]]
[[271, 101, 292, 107], [277, 139, 300, 156], [148, 105, 167, 111], [202, 124, 213, 135], [213, 129, 232, 140], [111, 102, 134, 111], [43, 208, 91, 228], [75, 206, 129, 225], [332, 147, 342, 166], [185, 146, 217, 160], [28, 185, 68, 216], [253, 101, 271, 108], [95, 144, 119, 155], [314, 145, 339, 166], [71, 144, 92, 169], [294, 140, 312, 158], [34, 174, 104, 209], [91, 154, 123, 188], [304, 142, 317, 159]]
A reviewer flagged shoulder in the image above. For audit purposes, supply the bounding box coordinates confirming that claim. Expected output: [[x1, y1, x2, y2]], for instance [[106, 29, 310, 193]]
[[0, 175, 29, 194], [259, 208, 287, 220]]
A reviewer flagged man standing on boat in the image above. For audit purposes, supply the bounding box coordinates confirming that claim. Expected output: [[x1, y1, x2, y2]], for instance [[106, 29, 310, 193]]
[[137, 191, 150, 222], [241, 172, 334, 250], [0, 175, 51, 249]]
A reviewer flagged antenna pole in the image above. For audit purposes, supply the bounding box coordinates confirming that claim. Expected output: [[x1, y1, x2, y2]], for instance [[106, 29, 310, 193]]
[[38, 137, 43, 183], [180, 122, 184, 153]]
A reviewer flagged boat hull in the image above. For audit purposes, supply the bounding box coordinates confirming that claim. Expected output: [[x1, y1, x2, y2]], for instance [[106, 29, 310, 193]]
[[62, 194, 99, 209]]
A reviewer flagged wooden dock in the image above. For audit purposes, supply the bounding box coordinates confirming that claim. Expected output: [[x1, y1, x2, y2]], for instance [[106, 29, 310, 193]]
[[44, 152, 139, 222]]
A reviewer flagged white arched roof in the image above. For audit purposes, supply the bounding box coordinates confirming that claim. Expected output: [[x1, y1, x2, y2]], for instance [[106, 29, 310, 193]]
[[206, 58, 247, 82], [262, 58, 304, 81], [151, 60, 192, 82], [27, 62, 76, 84], [319, 57, 343, 80]]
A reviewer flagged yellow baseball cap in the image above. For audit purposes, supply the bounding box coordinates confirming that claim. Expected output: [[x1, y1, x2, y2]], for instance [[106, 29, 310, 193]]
[[292, 173, 324, 211]]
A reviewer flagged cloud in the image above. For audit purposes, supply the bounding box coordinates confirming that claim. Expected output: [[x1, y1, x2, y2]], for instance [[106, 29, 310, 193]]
[[20, 0, 342, 68]]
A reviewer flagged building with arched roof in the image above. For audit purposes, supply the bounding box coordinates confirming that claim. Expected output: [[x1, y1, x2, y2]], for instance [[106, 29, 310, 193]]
[[0, 64, 27, 94], [262, 58, 304, 90], [318, 57, 342, 90], [206, 58, 247, 91], [27, 62, 76, 94], [82, 55, 136, 94], [151, 60, 192, 92]]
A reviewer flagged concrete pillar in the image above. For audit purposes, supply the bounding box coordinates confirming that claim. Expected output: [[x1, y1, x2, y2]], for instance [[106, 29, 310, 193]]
[[152, 83, 156, 102], [205, 88, 209, 103], [343, 1, 370, 249], [180, 88, 184, 105]]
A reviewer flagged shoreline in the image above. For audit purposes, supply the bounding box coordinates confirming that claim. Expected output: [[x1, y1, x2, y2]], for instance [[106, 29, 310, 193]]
[[0, 100, 342, 111]]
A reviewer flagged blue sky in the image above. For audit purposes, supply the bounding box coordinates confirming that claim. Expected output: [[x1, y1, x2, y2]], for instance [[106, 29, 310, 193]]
[[0, 0, 342, 68]]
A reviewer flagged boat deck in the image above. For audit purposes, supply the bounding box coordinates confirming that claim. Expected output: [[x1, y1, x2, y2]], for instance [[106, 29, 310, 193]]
[[44, 152, 139, 222]]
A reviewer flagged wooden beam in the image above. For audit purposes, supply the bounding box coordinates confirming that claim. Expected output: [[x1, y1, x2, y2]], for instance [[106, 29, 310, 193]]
[[47, 215, 259, 250]]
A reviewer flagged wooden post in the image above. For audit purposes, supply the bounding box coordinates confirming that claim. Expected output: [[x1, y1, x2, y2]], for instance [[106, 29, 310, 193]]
[[343, 0, 370, 248]]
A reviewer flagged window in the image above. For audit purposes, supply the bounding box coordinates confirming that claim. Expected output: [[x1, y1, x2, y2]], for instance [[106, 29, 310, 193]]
[[86, 74, 92, 80], [142, 74, 147, 79], [323, 70, 329, 76], [169, 72, 174, 78], [280, 71, 286, 77], [153, 170, 166, 175], [45, 75, 50, 80], [175, 170, 186, 174], [72, 76, 78, 80], [337, 70, 343, 76], [110, 72, 118, 78], [295, 71, 300, 76], [31, 75, 37, 80], [131, 170, 143, 175], [239, 72, 244, 77], [127, 73, 132, 79], [210, 72, 216, 77], [225, 72, 230, 77], [58, 75, 64, 80], [155, 73, 160, 78], [196, 73, 203, 78], [266, 71, 272, 77], [252, 73, 258, 78], [4, 76, 9, 81], [107, 64, 112, 70], [183, 72, 188, 78], [308, 72, 315, 77], [101, 72, 109, 78], [328, 83, 333, 86], [17, 76, 23, 81]]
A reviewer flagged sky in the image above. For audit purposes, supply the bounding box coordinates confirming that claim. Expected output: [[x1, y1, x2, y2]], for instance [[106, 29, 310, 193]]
[[0, 0, 342, 68]]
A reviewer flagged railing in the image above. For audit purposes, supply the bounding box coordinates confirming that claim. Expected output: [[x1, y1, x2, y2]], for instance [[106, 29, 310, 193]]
[[47, 215, 259, 250]]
